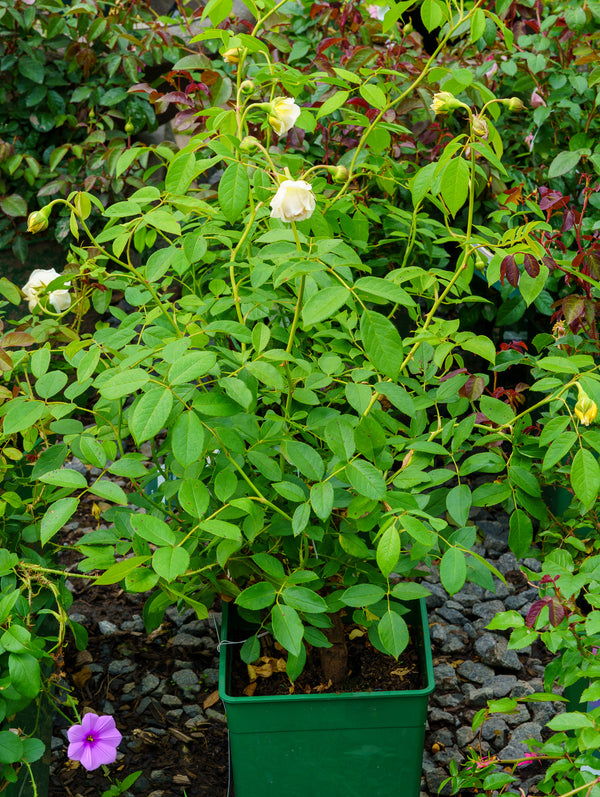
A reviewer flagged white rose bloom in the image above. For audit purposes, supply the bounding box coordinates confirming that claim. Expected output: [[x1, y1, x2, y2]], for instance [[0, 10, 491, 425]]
[[22, 268, 71, 313], [270, 180, 316, 223], [268, 97, 301, 136]]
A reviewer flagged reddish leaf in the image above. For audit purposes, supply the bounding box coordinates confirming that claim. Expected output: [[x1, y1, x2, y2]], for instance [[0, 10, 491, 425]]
[[0, 348, 13, 372], [547, 598, 566, 627], [440, 368, 468, 381], [542, 255, 557, 271], [523, 254, 540, 278], [1, 332, 36, 347], [317, 37, 345, 56], [128, 82, 154, 95], [539, 190, 569, 212], [459, 375, 485, 402], [500, 254, 519, 287], [346, 97, 369, 109], [562, 295, 585, 324], [561, 208, 577, 232], [525, 597, 551, 629]]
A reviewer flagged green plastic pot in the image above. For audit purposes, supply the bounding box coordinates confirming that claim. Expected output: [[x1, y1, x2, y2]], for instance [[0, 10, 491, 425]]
[[219, 599, 434, 797]]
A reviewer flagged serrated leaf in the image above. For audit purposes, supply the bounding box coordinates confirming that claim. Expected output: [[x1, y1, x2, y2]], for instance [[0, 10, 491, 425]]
[[92, 555, 151, 586], [39, 469, 87, 489], [440, 547, 467, 595], [446, 484, 471, 526], [218, 162, 249, 223], [342, 584, 386, 607], [129, 387, 173, 444], [508, 509, 533, 558], [152, 546, 190, 581], [440, 157, 469, 216], [359, 83, 387, 110], [345, 459, 387, 500], [571, 448, 600, 509], [310, 481, 334, 520], [271, 604, 303, 656], [41, 497, 78, 546], [376, 525, 401, 577], [548, 150, 581, 179], [302, 286, 350, 327], [282, 586, 328, 613], [178, 479, 210, 518], [283, 440, 324, 481], [90, 479, 128, 505], [99, 368, 150, 400], [130, 514, 177, 546], [360, 309, 403, 379], [324, 415, 355, 460], [378, 610, 409, 658]]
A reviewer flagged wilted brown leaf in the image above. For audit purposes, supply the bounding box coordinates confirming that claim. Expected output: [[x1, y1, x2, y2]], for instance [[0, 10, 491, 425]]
[[203, 690, 220, 710], [72, 665, 92, 689]]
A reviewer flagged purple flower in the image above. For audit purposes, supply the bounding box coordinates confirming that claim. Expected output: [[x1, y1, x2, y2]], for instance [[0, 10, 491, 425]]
[[67, 713, 122, 771]]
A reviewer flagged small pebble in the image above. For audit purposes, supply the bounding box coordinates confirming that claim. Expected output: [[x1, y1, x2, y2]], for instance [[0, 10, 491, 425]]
[[98, 620, 119, 636]]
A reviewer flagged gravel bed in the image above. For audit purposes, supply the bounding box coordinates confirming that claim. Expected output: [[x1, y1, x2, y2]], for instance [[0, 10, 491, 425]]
[[48, 507, 563, 796]]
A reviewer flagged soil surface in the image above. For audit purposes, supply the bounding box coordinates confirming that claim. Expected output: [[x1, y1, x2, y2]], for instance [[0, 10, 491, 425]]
[[49, 580, 230, 797], [229, 618, 422, 698]]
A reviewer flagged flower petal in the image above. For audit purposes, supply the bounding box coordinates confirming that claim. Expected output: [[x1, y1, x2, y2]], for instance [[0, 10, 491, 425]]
[[67, 740, 88, 760], [91, 715, 117, 735], [67, 724, 85, 744], [87, 740, 119, 768]]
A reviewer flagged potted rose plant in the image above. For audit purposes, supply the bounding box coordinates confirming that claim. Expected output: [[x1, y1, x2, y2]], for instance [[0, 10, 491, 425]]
[[2, 0, 540, 793]]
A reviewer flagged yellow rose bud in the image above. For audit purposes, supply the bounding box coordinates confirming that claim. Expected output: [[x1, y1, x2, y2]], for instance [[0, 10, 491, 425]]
[[124, 119, 134, 135], [575, 383, 598, 427], [472, 115, 488, 138], [430, 91, 463, 116], [27, 206, 51, 234], [504, 97, 525, 112], [328, 165, 349, 183], [240, 80, 255, 95], [239, 136, 259, 153], [268, 97, 301, 136], [223, 48, 241, 64]]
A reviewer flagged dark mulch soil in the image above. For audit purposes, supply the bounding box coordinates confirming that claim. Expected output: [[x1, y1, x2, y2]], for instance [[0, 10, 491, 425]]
[[49, 579, 230, 797], [230, 623, 423, 698]]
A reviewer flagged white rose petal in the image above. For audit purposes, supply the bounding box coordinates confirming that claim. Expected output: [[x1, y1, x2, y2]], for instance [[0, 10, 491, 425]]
[[268, 97, 301, 136], [22, 268, 71, 313], [270, 180, 316, 223]]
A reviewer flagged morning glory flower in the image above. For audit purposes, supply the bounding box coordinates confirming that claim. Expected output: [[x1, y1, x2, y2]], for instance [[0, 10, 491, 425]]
[[67, 713, 122, 771]]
